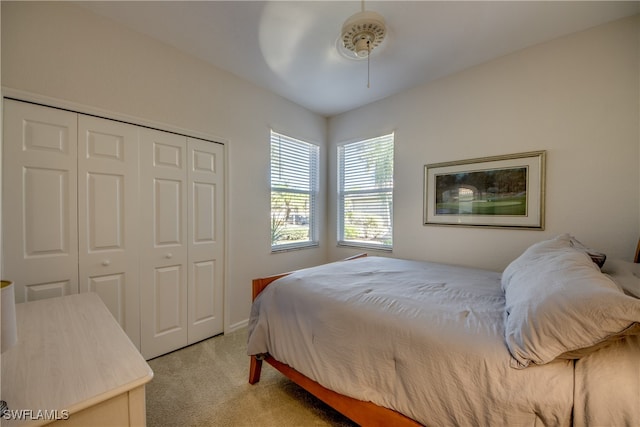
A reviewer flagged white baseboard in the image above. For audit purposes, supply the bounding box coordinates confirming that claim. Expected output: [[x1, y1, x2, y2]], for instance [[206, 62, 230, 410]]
[[226, 319, 248, 334]]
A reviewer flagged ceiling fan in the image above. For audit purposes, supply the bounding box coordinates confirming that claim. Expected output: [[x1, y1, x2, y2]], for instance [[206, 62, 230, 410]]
[[338, 0, 388, 88]]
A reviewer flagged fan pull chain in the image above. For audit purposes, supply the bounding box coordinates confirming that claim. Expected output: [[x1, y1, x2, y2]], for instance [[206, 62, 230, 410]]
[[367, 40, 371, 89]]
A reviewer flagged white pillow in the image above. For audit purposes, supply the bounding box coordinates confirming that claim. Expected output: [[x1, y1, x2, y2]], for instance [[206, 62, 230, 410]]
[[602, 258, 640, 298], [502, 234, 640, 369]]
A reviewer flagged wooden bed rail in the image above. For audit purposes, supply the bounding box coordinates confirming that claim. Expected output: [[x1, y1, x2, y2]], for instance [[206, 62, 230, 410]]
[[251, 355, 421, 427], [252, 273, 290, 300]]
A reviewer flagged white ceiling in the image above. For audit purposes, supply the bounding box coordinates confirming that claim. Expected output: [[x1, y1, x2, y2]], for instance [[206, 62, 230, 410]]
[[77, 1, 639, 117]]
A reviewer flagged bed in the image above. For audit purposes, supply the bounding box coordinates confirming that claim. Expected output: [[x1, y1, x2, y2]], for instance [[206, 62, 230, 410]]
[[247, 235, 640, 426]]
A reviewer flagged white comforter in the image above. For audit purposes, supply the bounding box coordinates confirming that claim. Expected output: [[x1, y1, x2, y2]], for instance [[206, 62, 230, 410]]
[[573, 334, 640, 426], [247, 256, 574, 426]]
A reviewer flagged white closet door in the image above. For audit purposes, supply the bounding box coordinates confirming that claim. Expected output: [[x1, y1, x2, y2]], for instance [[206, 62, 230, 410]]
[[3, 100, 78, 302], [78, 115, 141, 349], [187, 138, 224, 343], [140, 128, 188, 359]]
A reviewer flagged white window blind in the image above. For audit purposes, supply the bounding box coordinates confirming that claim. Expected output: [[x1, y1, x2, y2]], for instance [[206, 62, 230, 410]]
[[338, 133, 394, 249], [270, 130, 319, 251]]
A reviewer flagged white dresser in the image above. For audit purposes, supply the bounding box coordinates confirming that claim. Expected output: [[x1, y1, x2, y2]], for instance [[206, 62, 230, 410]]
[[1, 293, 153, 426]]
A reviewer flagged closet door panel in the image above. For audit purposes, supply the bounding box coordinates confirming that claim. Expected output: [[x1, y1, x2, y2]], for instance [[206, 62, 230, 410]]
[[25, 280, 74, 301], [155, 179, 182, 245], [78, 115, 140, 348], [187, 138, 224, 343], [154, 265, 183, 333], [3, 100, 78, 302], [24, 167, 70, 254], [88, 274, 125, 325], [140, 128, 188, 359]]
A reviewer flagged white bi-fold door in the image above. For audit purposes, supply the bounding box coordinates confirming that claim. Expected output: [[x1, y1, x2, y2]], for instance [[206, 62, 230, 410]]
[[3, 100, 79, 302], [3, 100, 224, 358], [139, 128, 189, 358], [3, 103, 141, 345], [186, 137, 225, 345], [139, 129, 225, 359], [77, 115, 141, 348]]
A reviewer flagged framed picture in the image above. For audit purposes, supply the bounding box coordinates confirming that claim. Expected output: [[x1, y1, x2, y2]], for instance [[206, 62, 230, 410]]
[[423, 151, 546, 229]]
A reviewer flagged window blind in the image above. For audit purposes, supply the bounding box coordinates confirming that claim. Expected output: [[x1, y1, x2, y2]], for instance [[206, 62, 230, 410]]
[[338, 133, 394, 249], [270, 130, 319, 250]]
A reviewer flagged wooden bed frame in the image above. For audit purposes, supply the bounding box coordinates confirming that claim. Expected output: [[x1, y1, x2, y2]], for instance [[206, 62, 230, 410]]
[[248, 253, 421, 427]]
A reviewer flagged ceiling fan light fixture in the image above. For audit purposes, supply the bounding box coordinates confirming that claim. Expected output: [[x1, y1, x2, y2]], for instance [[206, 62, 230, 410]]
[[340, 10, 386, 58], [354, 37, 371, 58]]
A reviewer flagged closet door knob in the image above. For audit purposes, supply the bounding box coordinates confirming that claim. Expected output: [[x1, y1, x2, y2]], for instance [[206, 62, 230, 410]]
[[101, 260, 111, 267], [165, 253, 173, 259]]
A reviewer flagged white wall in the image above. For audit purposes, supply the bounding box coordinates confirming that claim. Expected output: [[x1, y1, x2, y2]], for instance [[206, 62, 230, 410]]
[[1, 1, 328, 330], [328, 15, 640, 270]]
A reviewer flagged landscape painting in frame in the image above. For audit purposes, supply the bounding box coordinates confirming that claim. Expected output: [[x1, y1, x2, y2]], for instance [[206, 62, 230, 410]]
[[423, 151, 545, 229]]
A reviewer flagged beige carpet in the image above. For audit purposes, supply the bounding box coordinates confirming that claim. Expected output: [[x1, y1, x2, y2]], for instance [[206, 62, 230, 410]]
[[146, 328, 358, 427]]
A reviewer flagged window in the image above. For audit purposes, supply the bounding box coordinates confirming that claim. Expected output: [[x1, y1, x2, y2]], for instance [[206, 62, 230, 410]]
[[338, 133, 394, 250], [270, 130, 319, 251]]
